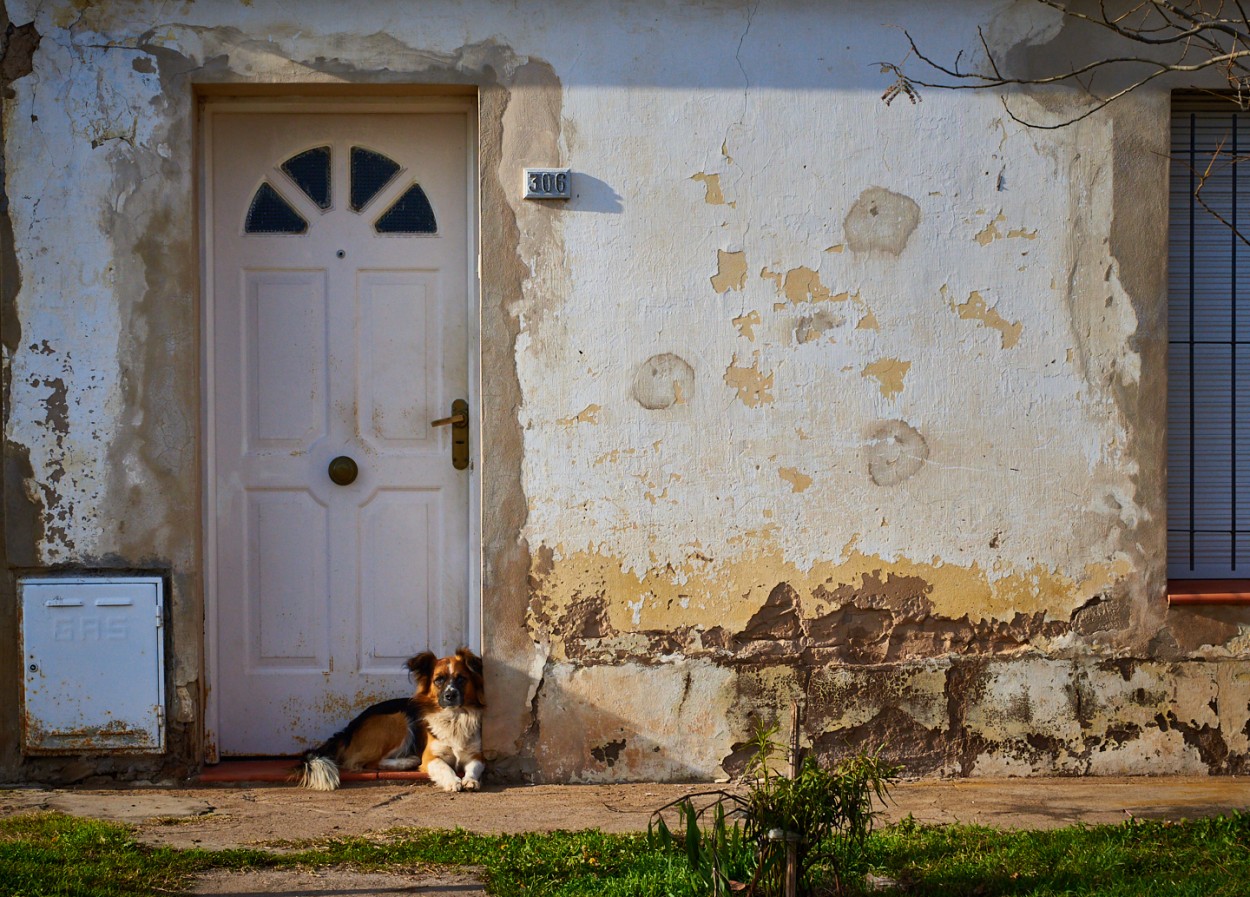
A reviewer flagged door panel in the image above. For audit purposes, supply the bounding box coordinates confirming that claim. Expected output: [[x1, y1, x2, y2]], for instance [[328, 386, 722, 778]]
[[211, 110, 472, 755], [246, 271, 328, 447], [360, 490, 440, 669], [358, 272, 440, 447], [248, 490, 328, 667]]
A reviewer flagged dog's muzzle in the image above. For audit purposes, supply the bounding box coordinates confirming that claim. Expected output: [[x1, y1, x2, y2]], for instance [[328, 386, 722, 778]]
[[439, 686, 463, 708]]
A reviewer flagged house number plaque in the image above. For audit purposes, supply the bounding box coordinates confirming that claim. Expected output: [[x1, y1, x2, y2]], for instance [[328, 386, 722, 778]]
[[523, 168, 571, 200]]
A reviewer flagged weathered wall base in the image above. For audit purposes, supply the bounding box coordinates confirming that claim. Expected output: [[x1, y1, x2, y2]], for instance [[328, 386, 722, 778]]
[[520, 655, 1250, 782]]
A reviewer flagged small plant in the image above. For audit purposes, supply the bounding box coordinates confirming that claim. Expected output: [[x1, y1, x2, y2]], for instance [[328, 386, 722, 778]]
[[648, 718, 899, 896], [648, 798, 751, 896]]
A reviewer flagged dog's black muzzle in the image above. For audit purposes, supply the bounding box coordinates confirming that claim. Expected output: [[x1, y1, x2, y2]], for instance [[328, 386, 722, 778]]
[[439, 685, 464, 708]]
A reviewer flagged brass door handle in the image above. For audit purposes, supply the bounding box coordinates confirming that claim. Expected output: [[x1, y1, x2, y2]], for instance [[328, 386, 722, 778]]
[[431, 399, 470, 470], [327, 455, 358, 486]]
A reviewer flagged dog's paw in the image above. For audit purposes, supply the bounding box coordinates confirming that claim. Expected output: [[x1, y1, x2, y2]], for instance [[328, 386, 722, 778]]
[[441, 779, 464, 793], [462, 777, 481, 792]]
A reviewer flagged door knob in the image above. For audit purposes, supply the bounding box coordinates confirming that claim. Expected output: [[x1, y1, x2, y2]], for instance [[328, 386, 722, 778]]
[[327, 455, 358, 485], [431, 399, 470, 470]]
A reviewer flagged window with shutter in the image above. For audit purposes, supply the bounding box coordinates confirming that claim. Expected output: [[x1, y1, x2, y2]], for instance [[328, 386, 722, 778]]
[[1168, 95, 1250, 582]]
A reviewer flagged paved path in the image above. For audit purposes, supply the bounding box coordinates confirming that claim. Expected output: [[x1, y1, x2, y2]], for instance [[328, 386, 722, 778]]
[[3, 776, 1248, 841]]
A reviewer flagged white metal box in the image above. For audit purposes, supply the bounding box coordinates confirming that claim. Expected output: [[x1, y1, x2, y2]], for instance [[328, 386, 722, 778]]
[[20, 577, 165, 754]]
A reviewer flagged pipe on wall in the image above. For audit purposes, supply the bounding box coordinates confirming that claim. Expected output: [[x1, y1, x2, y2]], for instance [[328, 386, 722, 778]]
[[1168, 581, 1250, 606]]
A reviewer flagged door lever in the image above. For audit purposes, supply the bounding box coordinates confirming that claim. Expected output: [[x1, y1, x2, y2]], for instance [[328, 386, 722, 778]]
[[431, 411, 467, 428], [430, 399, 470, 470]]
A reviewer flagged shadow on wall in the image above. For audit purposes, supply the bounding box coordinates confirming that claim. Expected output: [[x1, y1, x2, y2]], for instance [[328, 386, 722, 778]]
[[568, 174, 623, 213]]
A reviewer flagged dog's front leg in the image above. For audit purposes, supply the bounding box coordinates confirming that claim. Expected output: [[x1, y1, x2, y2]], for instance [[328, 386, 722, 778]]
[[461, 758, 484, 791], [425, 757, 463, 792]]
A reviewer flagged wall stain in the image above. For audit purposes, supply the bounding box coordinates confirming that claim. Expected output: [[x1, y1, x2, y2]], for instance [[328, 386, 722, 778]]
[[795, 309, 841, 344], [865, 419, 928, 486], [633, 354, 694, 410], [590, 738, 626, 767], [843, 186, 921, 255]]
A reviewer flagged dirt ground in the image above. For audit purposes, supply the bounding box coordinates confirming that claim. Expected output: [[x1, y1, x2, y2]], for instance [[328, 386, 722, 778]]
[[3, 777, 1248, 896]]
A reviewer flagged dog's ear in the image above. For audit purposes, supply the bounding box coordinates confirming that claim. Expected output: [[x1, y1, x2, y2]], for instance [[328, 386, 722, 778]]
[[405, 651, 437, 686], [456, 646, 483, 678]]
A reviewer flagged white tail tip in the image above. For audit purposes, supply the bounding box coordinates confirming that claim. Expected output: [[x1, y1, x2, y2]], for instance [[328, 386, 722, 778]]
[[299, 754, 341, 791]]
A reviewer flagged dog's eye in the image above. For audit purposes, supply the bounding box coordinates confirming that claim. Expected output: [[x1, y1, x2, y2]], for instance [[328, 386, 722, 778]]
[[434, 675, 447, 685]]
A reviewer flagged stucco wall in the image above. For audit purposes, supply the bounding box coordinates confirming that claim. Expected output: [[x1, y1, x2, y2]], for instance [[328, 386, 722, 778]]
[[0, 0, 1245, 782]]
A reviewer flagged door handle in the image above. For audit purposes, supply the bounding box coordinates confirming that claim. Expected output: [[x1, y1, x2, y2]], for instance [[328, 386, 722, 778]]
[[431, 412, 467, 428], [431, 399, 470, 470], [327, 455, 359, 486]]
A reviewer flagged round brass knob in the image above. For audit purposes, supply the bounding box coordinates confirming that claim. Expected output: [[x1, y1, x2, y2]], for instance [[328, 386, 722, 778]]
[[327, 455, 358, 486]]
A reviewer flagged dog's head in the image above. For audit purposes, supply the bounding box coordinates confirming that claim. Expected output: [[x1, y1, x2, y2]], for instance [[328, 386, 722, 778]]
[[406, 647, 485, 710]]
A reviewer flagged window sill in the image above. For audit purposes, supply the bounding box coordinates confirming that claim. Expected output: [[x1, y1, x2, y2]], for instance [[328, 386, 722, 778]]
[[1168, 580, 1250, 606]]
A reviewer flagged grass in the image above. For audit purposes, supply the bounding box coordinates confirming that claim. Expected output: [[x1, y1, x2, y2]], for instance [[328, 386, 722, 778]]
[[863, 811, 1250, 897], [0, 810, 1247, 896]]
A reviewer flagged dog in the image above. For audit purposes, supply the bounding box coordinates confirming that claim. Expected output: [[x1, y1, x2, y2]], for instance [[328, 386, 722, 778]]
[[297, 647, 486, 792]]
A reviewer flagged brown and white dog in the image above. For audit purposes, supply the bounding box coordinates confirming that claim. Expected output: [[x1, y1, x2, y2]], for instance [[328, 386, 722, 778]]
[[297, 647, 485, 792]]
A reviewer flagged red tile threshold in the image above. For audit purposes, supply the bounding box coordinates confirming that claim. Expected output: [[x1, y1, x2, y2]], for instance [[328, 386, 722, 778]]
[[195, 758, 429, 785]]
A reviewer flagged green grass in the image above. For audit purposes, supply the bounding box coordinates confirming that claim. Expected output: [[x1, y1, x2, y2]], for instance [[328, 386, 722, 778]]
[[863, 811, 1250, 897], [0, 809, 1247, 896]]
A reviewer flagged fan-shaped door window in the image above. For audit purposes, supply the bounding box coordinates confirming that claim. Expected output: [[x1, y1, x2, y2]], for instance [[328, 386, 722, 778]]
[[350, 146, 401, 212], [376, 183, 437, 234], [281, 146, 332, 210], [244, 182, 308, 235], [243, 144, 437, 235]]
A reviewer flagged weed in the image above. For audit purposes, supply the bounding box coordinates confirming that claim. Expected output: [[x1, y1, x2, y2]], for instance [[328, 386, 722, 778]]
[[648, 723, 899, 896]]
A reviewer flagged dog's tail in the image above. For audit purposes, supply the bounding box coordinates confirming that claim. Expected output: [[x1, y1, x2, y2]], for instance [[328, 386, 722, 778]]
[[297, 750, 341, 791]]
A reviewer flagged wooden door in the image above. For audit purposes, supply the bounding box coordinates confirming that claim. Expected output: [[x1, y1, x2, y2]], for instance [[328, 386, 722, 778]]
[[209, 109, 472, 754]]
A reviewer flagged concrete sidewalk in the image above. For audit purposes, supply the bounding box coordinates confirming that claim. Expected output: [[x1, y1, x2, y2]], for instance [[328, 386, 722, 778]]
[[3, 776, 1248, 847]]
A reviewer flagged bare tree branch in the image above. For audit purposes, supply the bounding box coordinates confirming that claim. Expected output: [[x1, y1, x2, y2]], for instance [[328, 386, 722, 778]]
[[881, 2, 1250, 126]]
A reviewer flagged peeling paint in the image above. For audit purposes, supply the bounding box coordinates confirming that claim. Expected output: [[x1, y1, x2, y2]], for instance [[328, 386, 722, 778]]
[[974, 210, 1038, 245], [710, 249, 747, 293], [558, 404, 601, 427], [778, 467, 812, 492], [948, 287, 1023, 349], [764, 265, 858, 307], [861, 358, 911, 399], [732, 309, 760, 341], [691, 171, 732, 207], [723, 351, 774, 407], [529, 541, 1135, 649]]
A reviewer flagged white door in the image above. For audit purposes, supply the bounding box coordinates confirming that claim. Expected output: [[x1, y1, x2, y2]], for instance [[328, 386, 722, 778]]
[[209, 109, 473, 755]]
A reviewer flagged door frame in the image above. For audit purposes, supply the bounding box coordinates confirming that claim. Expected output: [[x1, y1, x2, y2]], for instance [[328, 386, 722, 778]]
[[198, 93, 482, 762]]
